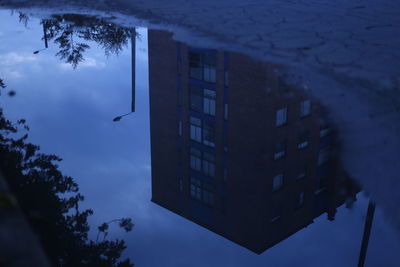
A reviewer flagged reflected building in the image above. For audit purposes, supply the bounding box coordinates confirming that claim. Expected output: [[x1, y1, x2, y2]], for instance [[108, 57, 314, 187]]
[[149, 30, 357, 254]]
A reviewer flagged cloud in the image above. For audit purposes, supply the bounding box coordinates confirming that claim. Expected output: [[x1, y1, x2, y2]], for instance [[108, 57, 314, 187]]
[[0, 52, 38, 66], [58, 57, 106, 70]]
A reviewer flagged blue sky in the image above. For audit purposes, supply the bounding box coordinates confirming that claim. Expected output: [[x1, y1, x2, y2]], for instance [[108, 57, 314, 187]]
[[0, 9, 399, 267]]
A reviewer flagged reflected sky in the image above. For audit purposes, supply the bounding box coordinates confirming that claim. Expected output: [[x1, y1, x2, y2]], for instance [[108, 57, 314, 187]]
[[0, 10, 400, 267]]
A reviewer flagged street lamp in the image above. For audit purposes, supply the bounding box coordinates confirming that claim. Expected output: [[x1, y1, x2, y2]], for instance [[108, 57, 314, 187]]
[[112, 112, 134, 122], [112, 32, 136, 122], [33, 48, 47, 54], [33, 24, 49, 54]]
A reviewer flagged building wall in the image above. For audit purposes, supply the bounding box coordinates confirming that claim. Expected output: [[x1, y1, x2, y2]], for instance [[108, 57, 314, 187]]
[[149, 29, 354, 254]]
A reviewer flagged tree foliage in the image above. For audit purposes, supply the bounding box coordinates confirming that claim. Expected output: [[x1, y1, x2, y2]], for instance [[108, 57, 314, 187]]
[[40, 14, 135, 68], [0, 105, 134, 266]]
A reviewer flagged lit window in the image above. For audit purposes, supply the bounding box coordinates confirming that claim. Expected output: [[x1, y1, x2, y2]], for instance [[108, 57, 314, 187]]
[[276, 107, 287, 126], [300, 100, 311, 117], [272, 174, 283, 191]]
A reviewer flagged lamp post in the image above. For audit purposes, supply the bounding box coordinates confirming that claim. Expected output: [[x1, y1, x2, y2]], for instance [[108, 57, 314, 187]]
[[112, 30, 136, 122], [112, 112, 134, 122], [33, 23, 48, 54], [358, 201, 376, 267]]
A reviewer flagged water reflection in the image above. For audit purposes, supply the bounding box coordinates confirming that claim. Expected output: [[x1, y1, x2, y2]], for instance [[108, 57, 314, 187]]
[[148, 30, 359, 253], [2, 10, 398, 266], [18, 12, 134, 68]]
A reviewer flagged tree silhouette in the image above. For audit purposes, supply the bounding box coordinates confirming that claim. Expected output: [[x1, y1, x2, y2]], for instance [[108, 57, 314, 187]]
[[39, 14, 135, 68], [0, 102, 134, 266]]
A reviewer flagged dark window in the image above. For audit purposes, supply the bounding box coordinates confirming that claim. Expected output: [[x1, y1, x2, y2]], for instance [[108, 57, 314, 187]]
[[189, 116, 215, 147], [318, 147, 331, 165], [190, 86, 216, 116], [189, 116, 202, 142], [190, 177, 214, 206], [276, 107, 287, 126], [190, 148, 215, 178], [274, 140, 286, 160], [203, 120, 215, 147], [190, 148, 202, 172], [297, 131, 309, 149], [297, 165, 307, 180], [189, 52, 216, 83], [273, 173, 283, 191], [296, 192, 305, 208], [300, 100, 311, 117]]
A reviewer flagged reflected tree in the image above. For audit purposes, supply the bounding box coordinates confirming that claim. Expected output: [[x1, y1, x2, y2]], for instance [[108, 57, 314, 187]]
[[19, 13, 135, 68], [0, 85, 134, 266]]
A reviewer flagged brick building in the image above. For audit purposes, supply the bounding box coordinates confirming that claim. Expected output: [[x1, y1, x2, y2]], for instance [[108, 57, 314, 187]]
[[149, 30, 356, 254]]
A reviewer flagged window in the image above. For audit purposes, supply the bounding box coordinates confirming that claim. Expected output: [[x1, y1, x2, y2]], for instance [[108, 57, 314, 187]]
[[320, 127, 331, 137], [190, 177, 202, 201], [189, 116, 215, 147], [190, 177, 214, 206], [297, 165, 307, 180], [190, 117, 202, 142], [300, 100, 311, 117], [270, 204, 281, 223], [276, 107, 287, 126], [177, 86, 183, 106], [190, 148, 202, 172], [203, 120, 215, 147], [297, 131, 309, 149], [224, 70, 229, 86], [190, 87, 216, 116], [203, 89, 216, 115], [179, 178, 183, 192], [189, 52, 216, 83], [178, 120, 183, 136], [272, 174, 283, 191], [318, 147, 331, 165], [318, 176, 328, 190], [190, 86, 203, 112], [190, 148, 215, 177], [202, 152, 215, 177], [223, 168, 228, 181], [274, 141, 286, 160], [297, 192, 305, 207]]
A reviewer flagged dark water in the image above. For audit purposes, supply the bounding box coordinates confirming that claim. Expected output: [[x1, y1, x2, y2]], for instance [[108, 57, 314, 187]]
[[0, 10, 399, 267]]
